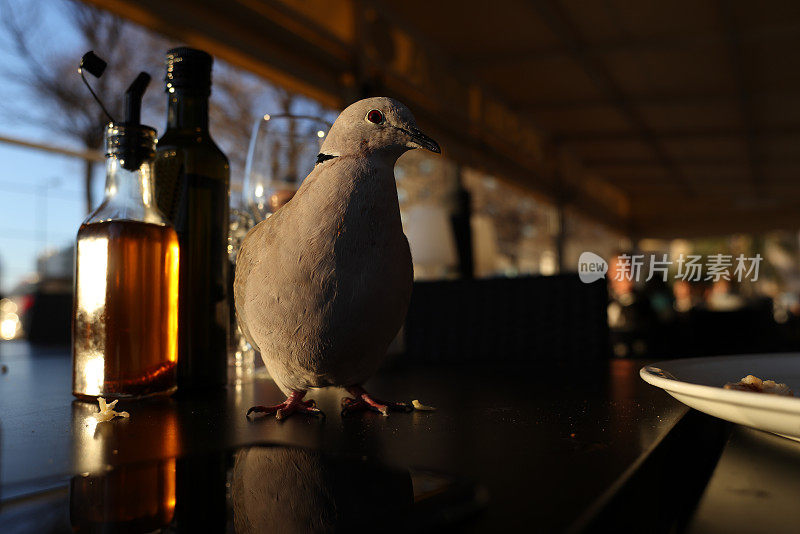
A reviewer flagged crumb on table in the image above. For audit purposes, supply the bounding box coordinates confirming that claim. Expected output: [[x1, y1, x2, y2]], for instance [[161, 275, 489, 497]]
[[94, 398, 130, 422]]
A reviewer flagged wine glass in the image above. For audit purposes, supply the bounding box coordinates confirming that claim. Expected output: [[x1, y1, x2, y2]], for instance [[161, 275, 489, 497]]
[[243, 114, 331, 222], [229, 114, 330, 381], [227, 199, 255, 383]]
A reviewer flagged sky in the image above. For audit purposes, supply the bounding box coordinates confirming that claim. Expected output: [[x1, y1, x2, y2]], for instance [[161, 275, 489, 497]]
[[0, 0, 436, 294], [0, 0, 335, 294], [0, 0, 96, 293]]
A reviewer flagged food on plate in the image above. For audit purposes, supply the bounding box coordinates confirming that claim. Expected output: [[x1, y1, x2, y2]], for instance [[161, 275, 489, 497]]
[[723, 375, 794, 396]]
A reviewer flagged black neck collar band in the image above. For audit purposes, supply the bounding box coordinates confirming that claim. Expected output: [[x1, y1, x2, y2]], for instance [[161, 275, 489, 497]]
[[316, 153, 338, 165]]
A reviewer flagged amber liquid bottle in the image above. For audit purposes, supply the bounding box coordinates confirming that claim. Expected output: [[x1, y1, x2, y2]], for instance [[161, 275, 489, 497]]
[[154, 48, 230, 391], [73, 124, 179, 400]]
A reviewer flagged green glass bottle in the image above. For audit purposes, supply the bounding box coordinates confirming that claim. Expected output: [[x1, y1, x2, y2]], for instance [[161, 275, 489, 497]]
[[154, 47, 230, 391]]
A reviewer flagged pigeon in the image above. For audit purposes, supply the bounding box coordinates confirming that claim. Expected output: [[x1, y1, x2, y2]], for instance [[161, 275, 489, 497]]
[[234, 97, 440, 419]]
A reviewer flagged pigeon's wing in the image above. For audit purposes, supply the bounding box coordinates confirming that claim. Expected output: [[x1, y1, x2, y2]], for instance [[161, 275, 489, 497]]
[[232, 162, 328, 363]]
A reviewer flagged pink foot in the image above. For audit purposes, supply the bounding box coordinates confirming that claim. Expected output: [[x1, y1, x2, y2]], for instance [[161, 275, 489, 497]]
[[340, 385, 412, 417], [246, 390, 325, 420]]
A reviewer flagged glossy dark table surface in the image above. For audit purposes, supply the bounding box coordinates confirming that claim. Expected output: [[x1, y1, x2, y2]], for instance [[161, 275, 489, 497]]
[[2, 340, 786, 532], [686, 425, 800, 534]]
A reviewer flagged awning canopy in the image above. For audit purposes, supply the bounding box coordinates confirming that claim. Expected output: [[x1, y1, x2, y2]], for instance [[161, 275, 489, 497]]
[[88, 0, 800, 238]]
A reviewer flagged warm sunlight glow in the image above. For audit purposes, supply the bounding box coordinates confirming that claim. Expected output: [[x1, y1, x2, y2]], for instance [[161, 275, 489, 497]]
[[317, 130, 325, 138], [0, 315, 18, 340], [166, 239, 180, 363], [141, 164, 153, 207], [0, 298, 17, 314], [82, 353, 105, 397], [165, 458, 177, 511], [83, 411, 99, 437], [76, 237, 108, 314], [254, 184, 264, 198]]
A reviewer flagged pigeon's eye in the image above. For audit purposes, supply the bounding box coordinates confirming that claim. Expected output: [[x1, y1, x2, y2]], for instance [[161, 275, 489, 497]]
[[366, 109, 384, 124]]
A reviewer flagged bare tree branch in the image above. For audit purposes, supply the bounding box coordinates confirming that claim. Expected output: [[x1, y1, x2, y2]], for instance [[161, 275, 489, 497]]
[[0, 0, 332, 211]]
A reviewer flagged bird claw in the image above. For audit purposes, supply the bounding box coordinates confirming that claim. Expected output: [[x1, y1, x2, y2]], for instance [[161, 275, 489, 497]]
[[340, 386, 413, 417], [247, 391, 325, 421], [276, 404, 324, 420]]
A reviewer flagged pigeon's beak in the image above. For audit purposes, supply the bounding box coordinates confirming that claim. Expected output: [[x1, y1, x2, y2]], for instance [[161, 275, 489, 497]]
[[403, 126, 441, 153]]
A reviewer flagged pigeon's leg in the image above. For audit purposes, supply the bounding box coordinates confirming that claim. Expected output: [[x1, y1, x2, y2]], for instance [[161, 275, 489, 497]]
[[246, 390, 325, 420], [340, 385, 413, 417]]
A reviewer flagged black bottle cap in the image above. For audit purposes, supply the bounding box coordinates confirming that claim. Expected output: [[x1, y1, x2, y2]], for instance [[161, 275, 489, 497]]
[[165, 47, 213, 94], [80, 51, 107, 78]]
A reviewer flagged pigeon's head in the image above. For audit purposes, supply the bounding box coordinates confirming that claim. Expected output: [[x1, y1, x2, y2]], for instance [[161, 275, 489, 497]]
[[320, 97, 440, 160]]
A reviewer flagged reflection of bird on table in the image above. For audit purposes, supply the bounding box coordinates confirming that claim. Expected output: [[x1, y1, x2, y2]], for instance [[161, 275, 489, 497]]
[[234, 97, 441, 419], [231, 446, 412, 533]]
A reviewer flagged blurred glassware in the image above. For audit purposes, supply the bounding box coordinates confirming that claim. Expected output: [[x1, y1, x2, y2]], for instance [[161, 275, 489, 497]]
[[228, 205, 256, 384], [230, 114, 330, 382], [228, 207, 254, 265], [243, 114, 331, 222]]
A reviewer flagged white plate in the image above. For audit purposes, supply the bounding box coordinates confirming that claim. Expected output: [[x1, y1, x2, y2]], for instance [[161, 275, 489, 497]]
[[640, 353, 800, 441]]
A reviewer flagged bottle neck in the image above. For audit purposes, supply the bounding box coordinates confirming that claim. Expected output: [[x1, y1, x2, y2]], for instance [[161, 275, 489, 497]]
[[83, 157, 165, 226], [105, 157, 154, 206], [166, 90, 210, 133]]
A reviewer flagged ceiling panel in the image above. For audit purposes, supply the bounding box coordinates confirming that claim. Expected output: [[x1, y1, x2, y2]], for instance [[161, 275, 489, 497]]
[[90, 0, 800, 238], [761, 134, 800, 163], [754, 94, 800, 130], [477, 56, 606, 102], [661, 138, 749, 162], [389, 0, 561, 58], [602, 45, 735, 97], [746, 36, 800, 93], [680, 165, 751, 182], [598, 0, 721, 39], [728, 0, 800, 31], [588, 165, 671, 182], [569, 139, 655, 161], [528, 105, 633, 136], [637, 99, 744, 132]]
